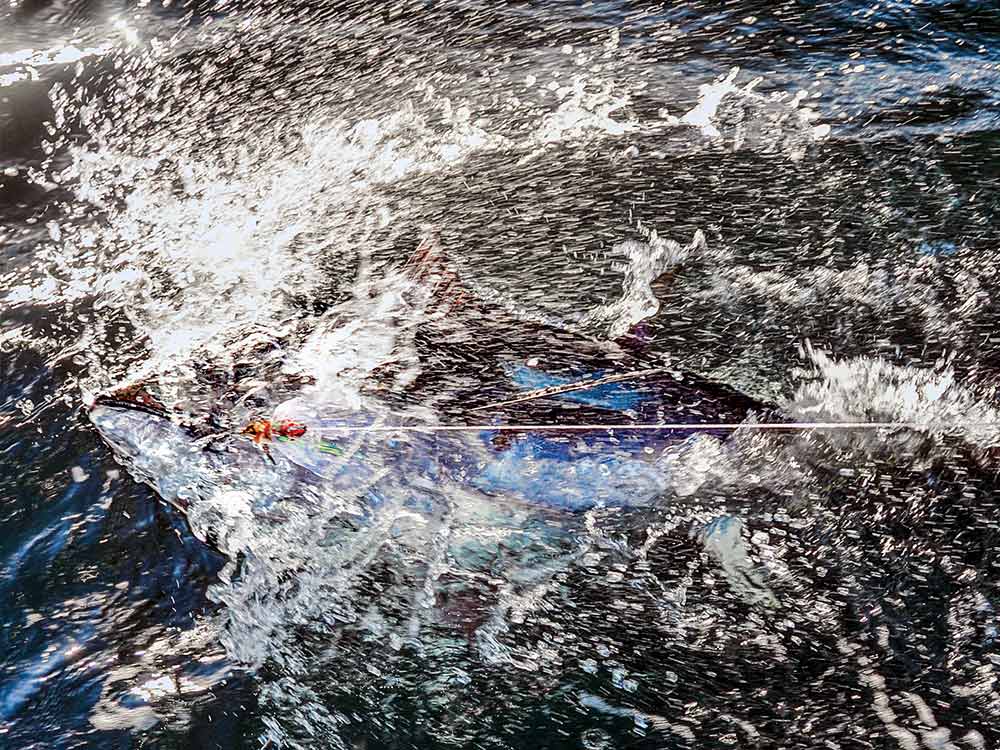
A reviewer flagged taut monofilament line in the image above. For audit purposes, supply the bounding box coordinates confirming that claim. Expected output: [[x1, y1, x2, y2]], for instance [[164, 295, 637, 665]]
[[301, 422, 999, 433]]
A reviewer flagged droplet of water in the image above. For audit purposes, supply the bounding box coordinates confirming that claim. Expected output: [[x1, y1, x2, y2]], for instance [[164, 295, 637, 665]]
[[581, 728, 613, 749]]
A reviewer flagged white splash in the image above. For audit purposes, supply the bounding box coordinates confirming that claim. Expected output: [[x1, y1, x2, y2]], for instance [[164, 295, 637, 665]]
[[534, 76, 641, 144], [787, 348, 1000, 448], [280, 269, 429, 409], [583, 228, 709, 338], [681, 68, 743, 137], [679, 67, 831, 156], [20, 100, 509, 380]]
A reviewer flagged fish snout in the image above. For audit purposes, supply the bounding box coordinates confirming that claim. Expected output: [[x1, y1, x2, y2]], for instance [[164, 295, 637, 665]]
[[91, 383, 168, 417]]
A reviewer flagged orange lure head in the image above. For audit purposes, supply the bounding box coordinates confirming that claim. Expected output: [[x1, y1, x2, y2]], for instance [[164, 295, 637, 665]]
[[242, 418, 307, 444]]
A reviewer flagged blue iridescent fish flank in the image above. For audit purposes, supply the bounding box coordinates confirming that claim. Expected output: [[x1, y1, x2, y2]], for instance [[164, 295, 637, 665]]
[[251, 365, 694, 512], [506, 365, 645, 412]]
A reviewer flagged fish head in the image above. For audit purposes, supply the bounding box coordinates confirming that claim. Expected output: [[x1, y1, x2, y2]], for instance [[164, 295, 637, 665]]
[[88, 381, 325, 553], [87, 323, 321, 479], [90, 393, 211, 505]]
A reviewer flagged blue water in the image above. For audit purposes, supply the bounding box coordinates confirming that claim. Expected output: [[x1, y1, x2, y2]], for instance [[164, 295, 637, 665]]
[[3, 1, 1000, 748]]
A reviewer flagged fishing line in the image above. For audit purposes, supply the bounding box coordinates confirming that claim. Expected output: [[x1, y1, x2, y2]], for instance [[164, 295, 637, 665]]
[[307, 421, 999, 433]]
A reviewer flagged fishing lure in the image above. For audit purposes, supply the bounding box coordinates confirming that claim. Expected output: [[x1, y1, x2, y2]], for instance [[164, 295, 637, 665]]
[[243, 417, 345, 461], [243, 418, 308, 444]]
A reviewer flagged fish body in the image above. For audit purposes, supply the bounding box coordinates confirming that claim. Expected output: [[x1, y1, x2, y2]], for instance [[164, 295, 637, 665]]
[[89, 249, 767, 523], [91, 364, 762, 523]]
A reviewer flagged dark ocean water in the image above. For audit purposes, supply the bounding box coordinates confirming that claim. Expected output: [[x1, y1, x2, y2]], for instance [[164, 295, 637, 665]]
[[4, 1, 1000, 748]]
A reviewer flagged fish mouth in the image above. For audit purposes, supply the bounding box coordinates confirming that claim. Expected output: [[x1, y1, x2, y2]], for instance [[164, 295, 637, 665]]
[[89, 383, 232, 455], [91, 383, 169, 418]]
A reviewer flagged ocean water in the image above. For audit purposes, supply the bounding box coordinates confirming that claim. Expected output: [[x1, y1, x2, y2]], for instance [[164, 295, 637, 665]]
[[3, 1, 1000, 748]]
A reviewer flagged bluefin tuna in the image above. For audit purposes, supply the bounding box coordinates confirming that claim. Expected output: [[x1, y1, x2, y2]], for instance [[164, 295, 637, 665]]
[[88, 239, 768, 537]]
